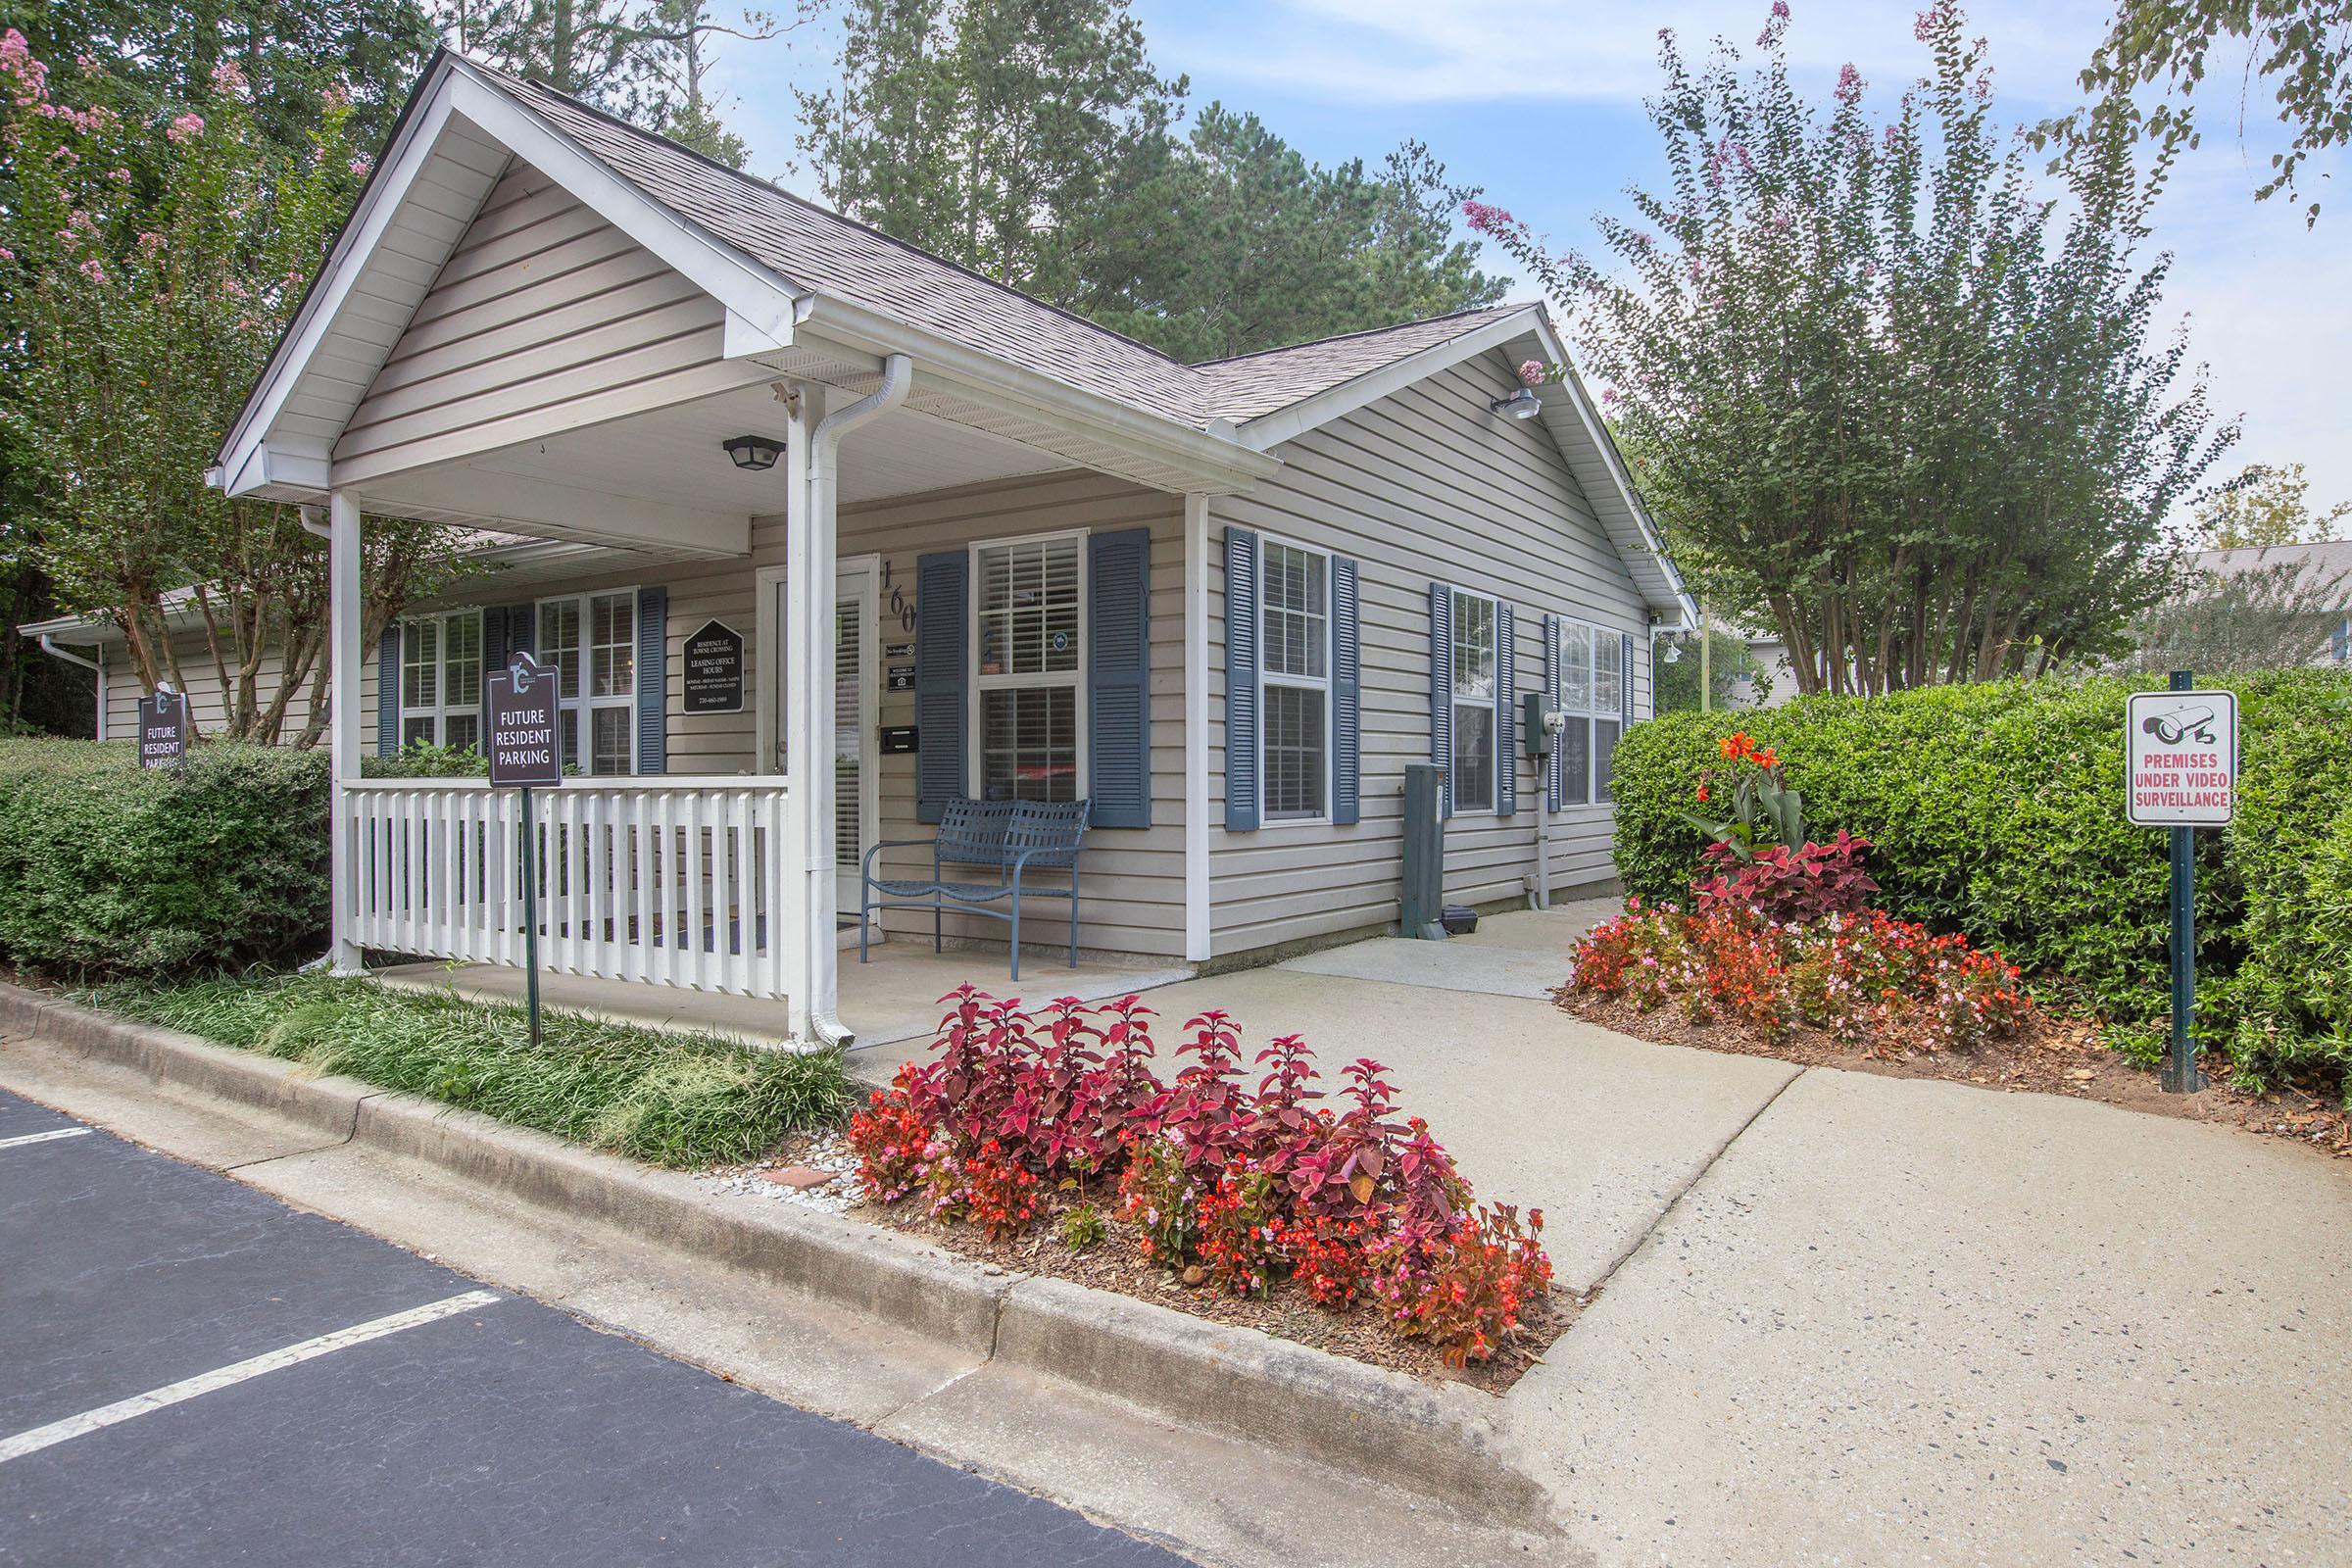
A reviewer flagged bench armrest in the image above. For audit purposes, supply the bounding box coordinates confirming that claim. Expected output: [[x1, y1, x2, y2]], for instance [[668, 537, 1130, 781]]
[[861, 838, 940, 879]]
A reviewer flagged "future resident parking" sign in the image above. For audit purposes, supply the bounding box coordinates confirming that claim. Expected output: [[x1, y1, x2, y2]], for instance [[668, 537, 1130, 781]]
[[2125, 688, 2237, 827], [486, 653, 564, 788]]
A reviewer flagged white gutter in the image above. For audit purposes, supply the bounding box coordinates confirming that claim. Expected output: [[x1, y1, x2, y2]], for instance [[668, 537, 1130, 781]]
[[802, 352, 910, 1048], [37, 636, 106, 741]]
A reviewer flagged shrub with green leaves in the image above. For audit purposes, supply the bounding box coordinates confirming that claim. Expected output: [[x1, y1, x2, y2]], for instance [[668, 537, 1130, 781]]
[[1609, 670, 2352, 1092], [95, 972, 853, 1167], [0, 738, 330, 978]]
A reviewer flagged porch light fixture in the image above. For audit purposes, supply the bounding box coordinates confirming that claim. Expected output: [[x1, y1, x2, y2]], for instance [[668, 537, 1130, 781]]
[[722, 433, 784, 471], [1490, 387, 1544, 420]]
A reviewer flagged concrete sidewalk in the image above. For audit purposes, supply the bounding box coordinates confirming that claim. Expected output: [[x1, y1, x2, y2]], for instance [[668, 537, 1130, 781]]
[[858, 906, 2352, 1564]]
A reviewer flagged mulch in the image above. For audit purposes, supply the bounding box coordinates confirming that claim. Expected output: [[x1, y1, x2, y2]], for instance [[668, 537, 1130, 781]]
[[755, 1128, 1579, 1395], [1554, 989, 2352, 1159]]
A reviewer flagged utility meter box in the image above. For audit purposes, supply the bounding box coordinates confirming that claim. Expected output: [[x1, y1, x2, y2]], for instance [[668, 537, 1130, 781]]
[[1522, 691, 1553, 759]]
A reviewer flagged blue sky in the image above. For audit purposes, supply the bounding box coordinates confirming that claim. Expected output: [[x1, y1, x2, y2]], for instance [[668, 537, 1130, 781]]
[[707, 1, 2351, 520]]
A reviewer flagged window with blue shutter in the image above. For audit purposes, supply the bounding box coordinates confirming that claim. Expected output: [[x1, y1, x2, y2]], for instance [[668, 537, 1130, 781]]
[[480, 606, 508, 742], [376, 627, 399, 758], [1332, 556, 1361, 826], [915, 550, 968, 823], [1429, 582, 1453, 818], [635, 587, 667, 774], [1223, 527, 1260, 832], [1497, 604, 1517, 815], [1088, 527, 1152, 827]]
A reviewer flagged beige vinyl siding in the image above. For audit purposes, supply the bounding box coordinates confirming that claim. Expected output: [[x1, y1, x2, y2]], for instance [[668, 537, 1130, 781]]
[[100, 626, 327, 745], [1207, 349, 1651, 955], [334, 161, 769, 481]]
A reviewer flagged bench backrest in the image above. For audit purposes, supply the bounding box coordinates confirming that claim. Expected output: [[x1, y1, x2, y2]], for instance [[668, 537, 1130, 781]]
[[936, 797, 1091, 870], [935, 798, 1016, 867], [1005, 799, 1090, 869]]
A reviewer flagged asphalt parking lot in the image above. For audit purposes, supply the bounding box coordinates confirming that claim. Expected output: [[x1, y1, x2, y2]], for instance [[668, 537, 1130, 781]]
[[0, 1090, 1183, 1567]]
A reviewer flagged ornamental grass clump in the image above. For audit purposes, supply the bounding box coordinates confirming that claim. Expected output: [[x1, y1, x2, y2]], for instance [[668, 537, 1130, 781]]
[[848, 986, 1552, 1366]]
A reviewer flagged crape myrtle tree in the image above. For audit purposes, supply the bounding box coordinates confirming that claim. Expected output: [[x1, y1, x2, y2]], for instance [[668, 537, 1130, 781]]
[[0, 35, 472, 743], [1469, 4, 2237, 696]]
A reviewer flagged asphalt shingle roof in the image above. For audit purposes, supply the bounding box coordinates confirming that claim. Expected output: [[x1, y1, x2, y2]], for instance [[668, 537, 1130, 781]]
[[472, 64, 1531, 436]]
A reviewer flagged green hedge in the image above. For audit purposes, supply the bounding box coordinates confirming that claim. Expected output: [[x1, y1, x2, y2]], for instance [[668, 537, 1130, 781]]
[[0, 738, 332, 978], [1609, 670, 2352, 1087]]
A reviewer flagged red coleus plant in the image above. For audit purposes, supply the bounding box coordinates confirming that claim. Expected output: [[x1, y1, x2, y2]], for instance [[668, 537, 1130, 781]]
[[1695, 829, 1881, 924], [849, 988, 1555, 1363]]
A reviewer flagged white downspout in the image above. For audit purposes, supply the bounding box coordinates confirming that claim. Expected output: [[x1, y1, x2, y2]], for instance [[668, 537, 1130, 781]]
[[798, 353, 910, 1047], [38, 636, 106, 741]]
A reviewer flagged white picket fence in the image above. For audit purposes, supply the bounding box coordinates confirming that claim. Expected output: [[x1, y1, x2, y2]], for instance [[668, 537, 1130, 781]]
[[340, 778, 792, 999]]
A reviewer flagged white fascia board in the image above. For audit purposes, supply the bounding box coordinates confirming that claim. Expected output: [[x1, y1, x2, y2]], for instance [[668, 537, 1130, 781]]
[[1229, 306, 1546, 452], [357, 466, 751, 558], [17, 613, 118, 644], [1524, 316, 1697, 627], [793, 302, 1280, 496], [217, 69, 468, 492]]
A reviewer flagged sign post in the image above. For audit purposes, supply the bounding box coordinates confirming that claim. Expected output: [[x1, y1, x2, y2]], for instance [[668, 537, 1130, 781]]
[[2126, 671, 2238, 1094], [135, 685, 189, 769], [487, 654, 563, 1050]]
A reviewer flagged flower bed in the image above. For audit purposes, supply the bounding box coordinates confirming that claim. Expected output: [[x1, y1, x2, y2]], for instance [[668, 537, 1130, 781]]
[[1571, 899, 2031, 1054], [848, 988, 1557, 1371]]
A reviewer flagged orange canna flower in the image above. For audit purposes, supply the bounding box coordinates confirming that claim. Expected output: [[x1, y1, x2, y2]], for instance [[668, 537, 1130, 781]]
[[1695, 783, 1710, 803], [1753, 747, 1778, 769]]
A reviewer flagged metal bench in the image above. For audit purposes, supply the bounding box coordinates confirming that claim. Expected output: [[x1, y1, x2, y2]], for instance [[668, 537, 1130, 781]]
[[858, 797, 1092, 979]]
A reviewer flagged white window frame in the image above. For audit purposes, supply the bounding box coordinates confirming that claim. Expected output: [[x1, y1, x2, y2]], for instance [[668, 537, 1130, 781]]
[[536, 587, 641, 777], [1257, 534, 1336, 827], [967, 529, 1089, 804], [1557, 616, 1624, 805], [397, 608, 484, 752], [1449, 587, 1501, 816]]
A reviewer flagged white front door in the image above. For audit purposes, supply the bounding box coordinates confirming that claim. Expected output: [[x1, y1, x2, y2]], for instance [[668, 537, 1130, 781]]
[[770, 561, 881, 924]]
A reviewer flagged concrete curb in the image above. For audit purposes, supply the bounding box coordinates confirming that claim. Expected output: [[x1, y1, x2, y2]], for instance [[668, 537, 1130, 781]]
[[0, 981, 1554, 1531]]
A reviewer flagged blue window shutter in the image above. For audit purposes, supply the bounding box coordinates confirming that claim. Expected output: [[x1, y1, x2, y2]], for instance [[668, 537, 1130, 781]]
[[1543, 614, 1563, 811], [1621, 631, 1637, 723], [636, 587, 667, 774], [1332, 556, 1361, 827], [1497, 604, 1517, 815], [480, 607, 508, 741], [1223, 527, 1259, 832], [376, 626, 399, 758], [915, 550, 967, 823], [1088, 527, 1152, 828], [506, 602, 535, 659], [1430, 583, 1453, 819]]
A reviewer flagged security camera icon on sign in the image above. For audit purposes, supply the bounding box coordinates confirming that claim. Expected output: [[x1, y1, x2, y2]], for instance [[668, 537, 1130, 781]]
[[2141, 703, 2217, 746]]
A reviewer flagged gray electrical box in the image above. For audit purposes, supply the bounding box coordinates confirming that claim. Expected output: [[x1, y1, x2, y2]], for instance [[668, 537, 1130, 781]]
[[1522, 691, 1551, 759], [1401, 762, 1446, 940]]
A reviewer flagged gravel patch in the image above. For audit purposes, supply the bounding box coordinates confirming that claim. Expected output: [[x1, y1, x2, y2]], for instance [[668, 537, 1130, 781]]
[[699, 1130, 865, 1215]]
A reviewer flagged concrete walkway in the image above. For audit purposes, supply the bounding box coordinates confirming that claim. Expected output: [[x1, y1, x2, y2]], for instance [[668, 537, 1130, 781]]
[[855, 905, 2352, 1565]]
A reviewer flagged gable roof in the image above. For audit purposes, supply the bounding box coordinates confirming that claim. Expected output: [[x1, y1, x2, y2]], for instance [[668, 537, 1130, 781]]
[[212, 50, 1689, 617]]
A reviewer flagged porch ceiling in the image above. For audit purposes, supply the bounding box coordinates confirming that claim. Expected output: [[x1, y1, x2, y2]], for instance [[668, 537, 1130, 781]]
[[352, 380, 1079, 553]]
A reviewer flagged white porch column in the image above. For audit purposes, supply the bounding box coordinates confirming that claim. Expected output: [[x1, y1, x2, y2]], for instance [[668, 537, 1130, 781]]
[[779, 384, 829, 1041], [327, 488, 365, 974], [1183, 493, 1211, 963]]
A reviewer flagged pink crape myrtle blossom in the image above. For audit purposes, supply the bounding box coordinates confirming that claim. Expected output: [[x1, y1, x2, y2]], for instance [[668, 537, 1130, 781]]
[[350, 156, 371, 176], [1836, 63, 1862, 106], [166, 111, 204, 143], [1517, 360, 1546, 386], [0, 246, 15, 263], [210, 59, 248, 96], [1, 28, 49, 105], [77, 258, 107, 284]]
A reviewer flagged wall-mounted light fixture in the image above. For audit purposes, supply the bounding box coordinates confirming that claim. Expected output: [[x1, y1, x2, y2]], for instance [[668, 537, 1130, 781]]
[[722, 434, 784, 471], [1490, 387, 1544, 420]]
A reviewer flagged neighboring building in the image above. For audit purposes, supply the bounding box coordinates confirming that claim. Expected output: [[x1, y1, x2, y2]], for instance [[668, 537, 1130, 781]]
[[21, 51, 1690, 1042], [2191, 541, 2352, 665]]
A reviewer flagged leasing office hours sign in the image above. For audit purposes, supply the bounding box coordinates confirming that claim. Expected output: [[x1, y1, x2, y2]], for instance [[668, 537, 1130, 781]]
[[2126, 689, 2237, 827]]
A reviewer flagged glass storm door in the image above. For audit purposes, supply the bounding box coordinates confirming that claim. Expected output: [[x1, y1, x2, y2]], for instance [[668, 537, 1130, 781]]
[[772, 562, 879, 924]]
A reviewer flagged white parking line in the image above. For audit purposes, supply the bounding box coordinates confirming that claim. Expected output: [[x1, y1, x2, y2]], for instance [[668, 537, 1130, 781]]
[[0, 1289, 503, 1465], [0, 1128, 92, 1152]]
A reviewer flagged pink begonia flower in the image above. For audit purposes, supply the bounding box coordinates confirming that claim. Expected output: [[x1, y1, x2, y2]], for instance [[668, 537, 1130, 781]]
[[1517, 360, 1544, 386], [211, 59, 247, 95], [77, 258, 108, 284], [167, 111, 205, 143]]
